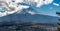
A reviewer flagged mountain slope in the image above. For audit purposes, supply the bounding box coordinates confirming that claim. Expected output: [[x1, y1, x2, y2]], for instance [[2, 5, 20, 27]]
[[0, 13, 59, 24]]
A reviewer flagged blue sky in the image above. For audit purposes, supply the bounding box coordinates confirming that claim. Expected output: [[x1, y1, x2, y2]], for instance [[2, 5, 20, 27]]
[[30, 0, 60, 17]]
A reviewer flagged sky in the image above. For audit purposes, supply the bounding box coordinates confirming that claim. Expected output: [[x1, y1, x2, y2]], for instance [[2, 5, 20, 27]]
[[0, 0, 60, 17], [31, 0, 60, 17]]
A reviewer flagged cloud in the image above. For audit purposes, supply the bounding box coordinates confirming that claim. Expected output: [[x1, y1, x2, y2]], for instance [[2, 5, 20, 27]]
[[0, 0, 30, 17], [44, 0, 53, 5], [34, 0, 53, 7], [0, 0, 53, 17], [53, 3, 60, 6], [17, 0, 53, 7]]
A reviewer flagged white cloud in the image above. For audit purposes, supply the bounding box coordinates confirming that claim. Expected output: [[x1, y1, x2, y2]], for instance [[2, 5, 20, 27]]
[[18, 0, 53, 7], [44, 0, 53, 5], [34, 0, 53, 7], [0, 0, 30, 17], [53, 3, 60, 6], [0, 11, 7, 17]]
